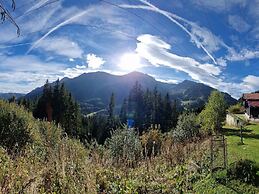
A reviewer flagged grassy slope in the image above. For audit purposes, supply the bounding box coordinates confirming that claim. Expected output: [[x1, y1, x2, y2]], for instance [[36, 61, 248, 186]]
[[224, 122, 259, 164], [192, 122, 259, 194]]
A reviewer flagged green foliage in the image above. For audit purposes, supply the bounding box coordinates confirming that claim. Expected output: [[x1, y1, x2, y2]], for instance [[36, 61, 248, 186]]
[[228, 103, 243, 114], [213, 169, 227, 184], [34, 80, 82, 137], [172, 112, 199, 142], [227, 159, 259, 185], [108, 92, 115, 119], [119, 98, 127, 124], [126, 82, 178, 132], [82, 115, 121, 144], [140, 128, 163, 157], [106, 127, 142, 165], [194, 174, 259, 194], [0, 100, 41, 152], [199, 90, 227, 134]]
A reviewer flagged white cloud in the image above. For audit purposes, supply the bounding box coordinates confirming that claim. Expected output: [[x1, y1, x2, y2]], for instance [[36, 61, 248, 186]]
[[0, 55, 66, 93], [136, 34, 222, 85], [135, 34, 257, 98], [35, 36, 84, 58], [61, 53, 106, 78], [156, 78, 180, 84], [243, 75, 259, 91], [86, 54, 105, 69], [28, 3, 134, 53], [193, 0, 247, 12], [226, 49, 259, 61], [121, 0, 232, 64], [228, 15, 250, 33], [122, 0, 259, 66], [217, 58, 227, 67]]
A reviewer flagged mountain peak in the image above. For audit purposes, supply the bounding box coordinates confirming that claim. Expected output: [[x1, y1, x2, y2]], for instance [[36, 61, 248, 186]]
[[123, 71, 155, 80], [25, 71, 237, 111]]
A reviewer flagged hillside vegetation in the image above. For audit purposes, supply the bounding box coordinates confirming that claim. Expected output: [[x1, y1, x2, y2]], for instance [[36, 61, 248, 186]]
[[1, 91, 259, 193]]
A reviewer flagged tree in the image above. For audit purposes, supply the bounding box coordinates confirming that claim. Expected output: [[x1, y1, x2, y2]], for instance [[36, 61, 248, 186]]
[[172, 112, 199, 142], [128, 81, 145, 130], [119, 98, 127, 124], [34, 80, 53, 121], [108, 92, 115, 120], [162, 93, 173, 132], [34, 80, 82, 137], [0, 0, 20, 35], [199, 90, 227, 134]]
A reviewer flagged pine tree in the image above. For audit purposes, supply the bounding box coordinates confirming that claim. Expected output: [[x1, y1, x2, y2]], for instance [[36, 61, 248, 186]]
[[171, 99, 178, 128], [162, 93, 173, 132], [34, 80, 53, 121], [120, 98, 127, 124], [128, 81, 145, 131], [108, 92, 115, 120], [143, 89, 152, 128], [34, 80, 83, 137]]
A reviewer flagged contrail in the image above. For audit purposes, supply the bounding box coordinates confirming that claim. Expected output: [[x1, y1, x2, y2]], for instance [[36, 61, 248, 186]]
[[0, 42, 32, 49], [27, 9, 90, 54], [121, 0, 217, 64]]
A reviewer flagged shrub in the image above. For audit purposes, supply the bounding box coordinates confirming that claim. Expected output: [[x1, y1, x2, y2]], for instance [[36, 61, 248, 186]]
[[172, 112, 199, 142], [227, 159, 259, 185], [228, 103, 242, 114], [140, 128, 163, 157], [105, 127, 142, 165], [0, 100, 41, 153]]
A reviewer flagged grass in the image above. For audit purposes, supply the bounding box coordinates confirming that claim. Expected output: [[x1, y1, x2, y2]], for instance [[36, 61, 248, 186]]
[[223, 122, 259, 164]]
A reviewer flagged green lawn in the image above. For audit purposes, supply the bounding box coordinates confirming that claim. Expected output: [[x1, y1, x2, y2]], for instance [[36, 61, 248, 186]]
[[223, 122, 259, 164]]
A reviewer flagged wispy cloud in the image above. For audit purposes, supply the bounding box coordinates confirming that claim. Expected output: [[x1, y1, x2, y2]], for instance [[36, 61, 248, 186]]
[[136, 34, 221, 86], [121, 0, 259, 67], [192, 0, 247, 12], [243, 75, 259, 91], [135, 34, 256, 98], [226, 49, 259, 61], [121, 0, 225, 64], [27, 3, 134, 54], [35, 36, 84, 59], [228, 15, 250, 33], [0, 54, 66, 93]]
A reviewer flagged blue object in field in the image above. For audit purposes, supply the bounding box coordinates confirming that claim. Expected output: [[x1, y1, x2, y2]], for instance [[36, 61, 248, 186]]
[[127, 119, 134, 128]]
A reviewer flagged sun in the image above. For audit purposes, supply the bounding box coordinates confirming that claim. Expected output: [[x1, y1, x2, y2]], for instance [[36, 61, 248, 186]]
[[118, 53, 143, 72]]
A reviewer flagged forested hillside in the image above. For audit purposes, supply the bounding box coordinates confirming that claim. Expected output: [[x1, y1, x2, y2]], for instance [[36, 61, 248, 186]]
[[25, 72, 237, 113]]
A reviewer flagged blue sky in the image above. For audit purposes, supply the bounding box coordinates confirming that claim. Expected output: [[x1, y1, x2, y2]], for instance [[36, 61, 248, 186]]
[[0, 0, 259, 98]]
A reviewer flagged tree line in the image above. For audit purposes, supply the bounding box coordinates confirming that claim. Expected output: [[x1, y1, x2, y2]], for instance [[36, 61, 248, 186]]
[[10, 79, 227, 144]]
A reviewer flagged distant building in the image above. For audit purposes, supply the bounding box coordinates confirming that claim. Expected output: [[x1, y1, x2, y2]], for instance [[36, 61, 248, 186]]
[[242, 93, 259, 119]]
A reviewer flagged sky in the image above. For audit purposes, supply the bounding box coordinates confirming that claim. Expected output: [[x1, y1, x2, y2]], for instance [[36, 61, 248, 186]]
[[0, 0, 259, 98]]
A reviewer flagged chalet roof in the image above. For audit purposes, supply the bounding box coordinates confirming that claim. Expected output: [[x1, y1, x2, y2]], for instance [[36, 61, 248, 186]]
[[248, 101, 259, 108], [243, 93, 259, 100]]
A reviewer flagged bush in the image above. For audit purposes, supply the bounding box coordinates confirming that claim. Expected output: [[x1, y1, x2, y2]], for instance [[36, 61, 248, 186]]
[[0, 100, 41, 153], [172, 112, 199, 142], [213, 169, 227, 184], [105, 127, 142, 165], [228, 103, 242, 114], [227, 159, 259, 185], [140, 128, 163, 157]]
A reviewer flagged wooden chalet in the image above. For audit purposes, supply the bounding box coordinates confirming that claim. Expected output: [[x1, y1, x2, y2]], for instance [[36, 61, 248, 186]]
[[242, 93, 259, 119]]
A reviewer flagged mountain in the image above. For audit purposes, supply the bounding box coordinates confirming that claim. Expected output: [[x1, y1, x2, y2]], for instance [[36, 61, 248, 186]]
[[0, 93, 25, 100], [25, 71, 237, 112]]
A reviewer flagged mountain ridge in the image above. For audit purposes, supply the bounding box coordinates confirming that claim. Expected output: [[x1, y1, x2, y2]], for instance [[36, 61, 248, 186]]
[[25, 71, 237, 112], [0, 93, 25, 100]]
